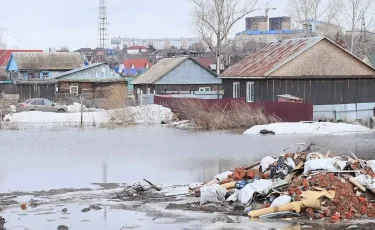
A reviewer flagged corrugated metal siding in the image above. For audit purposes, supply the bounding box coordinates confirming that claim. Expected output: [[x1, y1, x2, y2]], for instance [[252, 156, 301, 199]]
[[314, 102, 375, 122], [156, 59, 221, 85], [223, 78, 375, 105]]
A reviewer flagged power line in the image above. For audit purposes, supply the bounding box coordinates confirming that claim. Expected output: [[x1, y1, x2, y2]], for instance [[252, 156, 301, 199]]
[[0, 28, 32, 48], [1, 28, 49, 48]]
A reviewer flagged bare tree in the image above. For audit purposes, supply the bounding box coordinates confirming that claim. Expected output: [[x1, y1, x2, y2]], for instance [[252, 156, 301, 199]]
[[324, 0, 343, 24], [338, 0, 375, 54], [189, 0, 259, 74], [59, 46, 70, 52], [188, 42, 207, 52], [288, 0, 326, 36]]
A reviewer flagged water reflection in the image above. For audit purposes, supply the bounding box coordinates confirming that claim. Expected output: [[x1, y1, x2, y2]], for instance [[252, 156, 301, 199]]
[[0, 126, 374, 191]]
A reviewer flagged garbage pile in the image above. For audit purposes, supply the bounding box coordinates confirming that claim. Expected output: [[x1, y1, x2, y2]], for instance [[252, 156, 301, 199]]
[[194, 148, 375, 220]]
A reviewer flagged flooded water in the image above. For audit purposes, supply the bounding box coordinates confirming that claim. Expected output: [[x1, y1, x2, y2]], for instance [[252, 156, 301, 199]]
[[0, 125, 374, 192], [1, 125, 375, 229]]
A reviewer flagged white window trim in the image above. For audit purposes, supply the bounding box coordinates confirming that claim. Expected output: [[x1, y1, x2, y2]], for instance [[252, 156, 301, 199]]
[[199, 87, 211, 92], [70, 86, 79, 94], [233, 82, 240, 98], [246, 82, 255, 102]]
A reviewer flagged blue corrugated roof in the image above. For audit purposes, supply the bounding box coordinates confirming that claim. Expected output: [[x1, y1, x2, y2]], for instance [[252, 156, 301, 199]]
[[236, 29, 303, 35]]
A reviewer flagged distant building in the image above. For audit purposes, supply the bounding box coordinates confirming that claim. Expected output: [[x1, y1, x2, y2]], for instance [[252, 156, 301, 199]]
[[246, 16, 291, 31], [308, 20, 342, 37], [269, 17, 291, 30], [6, 52, 83, 80], [111, 37, 204, 50], [127, 46, 148, 54], [122, 58, 152, 76], [234, 30, 303, 48], [246, 16, 267, 31]]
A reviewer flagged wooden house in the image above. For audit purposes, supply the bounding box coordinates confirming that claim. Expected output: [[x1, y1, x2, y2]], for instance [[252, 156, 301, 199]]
[[55, 63, 127, 100], [220, 37, 375, 105]]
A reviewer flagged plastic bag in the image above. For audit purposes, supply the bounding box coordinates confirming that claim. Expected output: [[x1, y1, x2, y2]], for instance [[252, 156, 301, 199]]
[[270, 195, 292, 207], [260, 156, 276, 172], [238, 179, 273, 204], [286, 157, 296, 169], [214, 171, 233, 182], [367, 160, 375, 173], [355, 175, 374, 186], [200, 185, 227, 205], [303, 159, 336, 175]]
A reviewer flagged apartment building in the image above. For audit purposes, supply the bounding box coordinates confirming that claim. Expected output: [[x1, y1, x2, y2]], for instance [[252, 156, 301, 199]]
[[111, 37, 204, 50]]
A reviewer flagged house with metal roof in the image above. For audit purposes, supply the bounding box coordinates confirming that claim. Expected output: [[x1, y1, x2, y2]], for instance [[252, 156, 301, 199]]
[[221, 37, 375, 105], [6, 52, 83, 80], [132, 57, 221, 96], [55, 63, 127, 100]]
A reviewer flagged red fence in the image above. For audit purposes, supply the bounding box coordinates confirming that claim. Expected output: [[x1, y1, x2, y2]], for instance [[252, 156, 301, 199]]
[[154, 96, 313, 122]]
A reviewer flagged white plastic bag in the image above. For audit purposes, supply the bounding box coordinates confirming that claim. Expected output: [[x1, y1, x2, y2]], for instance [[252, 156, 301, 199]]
[[238, 179, 273, 204], [200, 185, 227, 205], [355, 175, 374, 186], [226, 189, 239, 202], [214, 171, 233, 182], [303, 159, 336, 175], [270, 195, 292, 207], [367, 160, 375, 173], [286, 157, 296, 169], [260, 156, 276, 172]]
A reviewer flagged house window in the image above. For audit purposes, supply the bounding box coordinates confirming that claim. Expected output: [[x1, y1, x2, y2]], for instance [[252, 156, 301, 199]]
[[70, 86, 79, 94], [199, 87, 211, 92], [246, 82, 255, 102], [233, 82, 240, 98], [42, 72, 49, 79]]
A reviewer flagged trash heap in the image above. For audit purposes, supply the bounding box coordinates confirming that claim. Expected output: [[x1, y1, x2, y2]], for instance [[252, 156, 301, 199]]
[[194, 150, 375, 220]]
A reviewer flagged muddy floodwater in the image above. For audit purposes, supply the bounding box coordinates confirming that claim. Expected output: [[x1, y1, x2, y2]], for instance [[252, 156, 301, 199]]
[[0, 125, 375, 229]]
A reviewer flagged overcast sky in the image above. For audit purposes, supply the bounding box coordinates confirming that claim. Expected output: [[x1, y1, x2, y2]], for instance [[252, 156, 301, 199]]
[[0, 0, 289, 50]]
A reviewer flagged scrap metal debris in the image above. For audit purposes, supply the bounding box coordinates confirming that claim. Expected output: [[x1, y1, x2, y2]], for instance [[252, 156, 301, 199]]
[[192, 144, 375, 221]]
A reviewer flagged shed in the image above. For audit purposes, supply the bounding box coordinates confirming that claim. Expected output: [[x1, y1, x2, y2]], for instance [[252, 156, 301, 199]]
[[55, 63, 127, 100], [6, 52, 83, 80], [220, 37, 375, 105], [132, 56, 221, 95]]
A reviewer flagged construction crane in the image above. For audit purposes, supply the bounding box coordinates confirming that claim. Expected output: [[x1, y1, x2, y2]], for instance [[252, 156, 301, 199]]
[[264, 2, 276, 31]]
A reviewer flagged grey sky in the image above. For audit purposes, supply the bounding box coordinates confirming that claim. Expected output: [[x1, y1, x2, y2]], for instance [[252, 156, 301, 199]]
[[0, 0, 289, 50]]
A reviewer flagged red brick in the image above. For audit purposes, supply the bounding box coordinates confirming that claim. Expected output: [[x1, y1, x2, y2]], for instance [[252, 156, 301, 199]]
[[247, 170, 255, 179], [360, 206, 368, 215], [302, 179, 309, 189], [358, 197, 367, 203]]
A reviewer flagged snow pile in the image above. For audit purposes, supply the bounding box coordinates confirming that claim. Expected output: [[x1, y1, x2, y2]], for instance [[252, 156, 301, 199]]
[[3, 111, 110, 124], [3, 104, 173, 126], [244, 122, 373, 136], [67, 103, 87, 113], [127, 104, 173, 124]]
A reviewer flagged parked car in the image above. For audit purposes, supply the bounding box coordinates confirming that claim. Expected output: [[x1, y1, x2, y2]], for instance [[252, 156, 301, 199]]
[[16, 98, 67, 113]]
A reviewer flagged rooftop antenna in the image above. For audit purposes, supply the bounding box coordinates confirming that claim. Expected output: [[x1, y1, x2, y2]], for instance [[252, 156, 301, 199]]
[[97, 0, 109, 49]]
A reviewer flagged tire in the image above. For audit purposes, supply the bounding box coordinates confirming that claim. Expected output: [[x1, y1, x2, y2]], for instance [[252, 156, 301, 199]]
[[57, 109, 65, 113], [30, 109, 35, 112]]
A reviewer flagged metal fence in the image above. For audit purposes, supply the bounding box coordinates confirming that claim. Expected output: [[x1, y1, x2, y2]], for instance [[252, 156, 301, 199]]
[[313, 103, 375, 123]]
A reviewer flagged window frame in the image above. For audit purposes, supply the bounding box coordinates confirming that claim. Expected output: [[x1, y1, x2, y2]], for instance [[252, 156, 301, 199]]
[[233, 82, 240, 98], [246, 81, 255, 102], [198, 87, 211, 92], [70, 86, 79, 94]]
